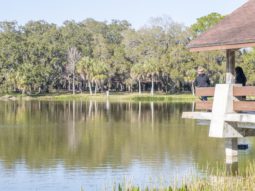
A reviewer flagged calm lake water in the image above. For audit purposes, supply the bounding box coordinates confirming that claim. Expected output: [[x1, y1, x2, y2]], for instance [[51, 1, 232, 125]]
[[0, 100, 254, 190]]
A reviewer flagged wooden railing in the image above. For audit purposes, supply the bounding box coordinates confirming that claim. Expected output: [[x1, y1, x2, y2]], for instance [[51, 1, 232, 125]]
[[195, 86, 255, 112], [195, 100, 213, 110], [195, 87, 215, 97], [233, 86, 255, 96]]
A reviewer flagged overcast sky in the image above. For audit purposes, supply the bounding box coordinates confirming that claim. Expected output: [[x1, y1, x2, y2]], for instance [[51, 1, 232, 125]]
[[0, 0, 247, 28]]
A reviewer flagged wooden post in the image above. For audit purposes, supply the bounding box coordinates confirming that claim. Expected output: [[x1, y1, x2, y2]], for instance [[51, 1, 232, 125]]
[[225, 138, 238, 175], [225, 49, 238, 161], [225, 138, 238, 157], [226, 49, 235, 84]]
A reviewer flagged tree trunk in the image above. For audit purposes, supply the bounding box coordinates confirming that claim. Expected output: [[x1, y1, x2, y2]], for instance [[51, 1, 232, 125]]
[[151, 77, 154, 96], [72, 74, 75, 95], [138, 80, 141, 95], [88, 81, 92, 95], [68, 78, 71, 92], [38, 87, 41, 94], [191, 81, 195, 96], [94, 82, 97, 95], [120, 83, 123, 91], [166, 76, 169, 93], [79, 81, 82, 93]]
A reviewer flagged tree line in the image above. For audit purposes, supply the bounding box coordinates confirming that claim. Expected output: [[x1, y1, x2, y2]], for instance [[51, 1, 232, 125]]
[[0, 13, 255, 95]]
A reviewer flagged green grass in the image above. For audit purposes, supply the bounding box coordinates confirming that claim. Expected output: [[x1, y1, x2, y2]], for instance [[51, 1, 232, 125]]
[[109, 161, 255, 191], [130, 94, 195, 102], [0, 92, 196, 102]]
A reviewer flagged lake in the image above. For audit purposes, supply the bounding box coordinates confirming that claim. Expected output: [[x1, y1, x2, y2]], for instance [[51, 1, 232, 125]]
[[0, 100, 254, 190]]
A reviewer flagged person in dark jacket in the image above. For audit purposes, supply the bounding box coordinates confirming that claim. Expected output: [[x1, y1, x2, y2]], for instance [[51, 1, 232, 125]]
[[235, 66, 247, 86], [235, 66, 247, 100], [194, 66, 210, 101]]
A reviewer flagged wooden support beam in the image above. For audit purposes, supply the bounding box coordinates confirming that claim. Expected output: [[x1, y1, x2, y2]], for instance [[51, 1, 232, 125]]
[[195, 87, 215, 96], [233, 86, 255, 96], [189, 43, 255, 52], [183, 112, 255, 130], [224, 113, 255, 123], [226, 49, 235, 84]]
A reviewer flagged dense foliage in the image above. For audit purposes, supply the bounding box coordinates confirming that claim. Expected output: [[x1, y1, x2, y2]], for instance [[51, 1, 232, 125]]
[[0, 14, 254, 95]]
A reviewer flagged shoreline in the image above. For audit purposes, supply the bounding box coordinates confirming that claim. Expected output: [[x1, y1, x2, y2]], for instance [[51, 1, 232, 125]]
[[0, 92, 195, 102]]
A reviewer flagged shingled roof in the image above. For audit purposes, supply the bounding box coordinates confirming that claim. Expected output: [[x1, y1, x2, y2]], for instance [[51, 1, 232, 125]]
[[188, 0, 255, 51]]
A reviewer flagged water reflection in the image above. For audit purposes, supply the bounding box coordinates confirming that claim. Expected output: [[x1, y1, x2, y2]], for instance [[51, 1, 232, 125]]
[[0, 101, 224, 167], [0, 100, 252, 190]]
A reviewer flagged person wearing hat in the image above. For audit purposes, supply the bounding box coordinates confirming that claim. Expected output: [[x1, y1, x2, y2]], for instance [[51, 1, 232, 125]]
[[193, 66, 210, 101]]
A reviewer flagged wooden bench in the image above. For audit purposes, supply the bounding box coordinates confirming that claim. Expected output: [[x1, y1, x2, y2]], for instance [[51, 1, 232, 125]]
[[195, 86, 255, 112]]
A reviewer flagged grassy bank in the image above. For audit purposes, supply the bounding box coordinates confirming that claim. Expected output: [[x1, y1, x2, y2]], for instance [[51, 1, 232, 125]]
[[107, 162, 255, 191], [0, 92, 195, 102]]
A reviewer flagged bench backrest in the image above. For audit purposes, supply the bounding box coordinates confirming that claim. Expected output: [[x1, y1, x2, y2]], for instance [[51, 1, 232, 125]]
[[195, 86, 255, 111]]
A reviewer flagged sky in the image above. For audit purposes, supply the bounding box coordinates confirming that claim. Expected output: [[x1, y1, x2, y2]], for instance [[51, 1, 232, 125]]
[[0, 0, 248, 29]]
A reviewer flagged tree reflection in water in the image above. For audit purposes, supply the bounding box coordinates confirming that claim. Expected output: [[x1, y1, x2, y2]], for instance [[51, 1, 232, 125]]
[[0, 100, 252, 175]]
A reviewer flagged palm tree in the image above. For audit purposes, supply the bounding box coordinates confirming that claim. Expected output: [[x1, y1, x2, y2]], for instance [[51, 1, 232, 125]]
[[77, 58, 108, 95], [77, 56, 94, 95], [91, 60, 108, 95], [144, 58, 160, 96], [130, 63, 144, 95]]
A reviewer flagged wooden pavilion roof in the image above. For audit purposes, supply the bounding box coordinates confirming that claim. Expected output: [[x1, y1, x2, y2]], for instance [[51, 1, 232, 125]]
[[188, 0, 255, 52]]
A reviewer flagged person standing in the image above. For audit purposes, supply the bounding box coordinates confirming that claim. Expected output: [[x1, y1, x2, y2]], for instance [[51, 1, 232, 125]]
[[194, 66, 210, 101]]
